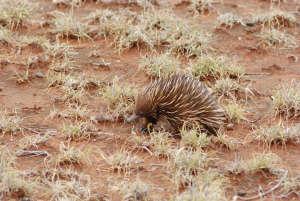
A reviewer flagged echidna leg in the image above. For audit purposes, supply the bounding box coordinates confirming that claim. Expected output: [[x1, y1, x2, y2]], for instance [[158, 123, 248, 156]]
[[203, 124, 218, 135], [141, 117, 157, 134], [140, 122, 154, 134]]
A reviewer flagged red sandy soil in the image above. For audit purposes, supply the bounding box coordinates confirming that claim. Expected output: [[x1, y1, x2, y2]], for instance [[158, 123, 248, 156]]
[[0, 0, 300, 200]]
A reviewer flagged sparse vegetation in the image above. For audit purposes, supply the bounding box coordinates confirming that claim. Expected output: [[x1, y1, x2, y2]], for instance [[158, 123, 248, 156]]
[[258, 28, 298, 49], [180, 126, 211, 149], [254, 123, 300, 145], [253, 9, 296, 28], [18, 133, 51, 150], [149, 131, 172, 157], [272, 81, 300, 118], [53, 0, 85, 7], [139, 52, 181, 77], [280, 174, 300, 197], [168, 23, 211, 57], [213, 78, 241, 98], [53, 11, 91, 40], [173, 169, 227, 201], [217, 13, 244, 28], [242, 152, 281, 173], [101, 77, 137, 120], [171, 149, 213, 186], [0, 27, 14, 45], [1, 1, 300, 200], [228, 153, 281, 174], [189, 0, 214, 15], [54, 143, 90, 166], [61, 121, 90, 140], [190, 55, 245, 79], [41, 168, 96, 201], [0, 0, 33, 29], [0, 146, 36, 197], [17, 35, 49, 50], [116, 179, 152, 201], [0, 109, 22, 135], [102, 150, 143, 173], [224, 102, 245, 123], [214, 133, 241, 150]]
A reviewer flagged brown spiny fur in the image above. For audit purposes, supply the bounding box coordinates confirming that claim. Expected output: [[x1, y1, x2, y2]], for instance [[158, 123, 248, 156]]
[[133, 74, 225, 135]]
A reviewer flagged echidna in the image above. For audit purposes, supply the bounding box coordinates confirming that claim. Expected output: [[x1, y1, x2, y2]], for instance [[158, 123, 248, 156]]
[[127, 74, 225, 135]]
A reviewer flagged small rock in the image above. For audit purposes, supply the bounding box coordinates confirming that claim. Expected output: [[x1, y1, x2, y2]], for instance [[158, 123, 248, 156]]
[[91, 114, 114, 123], [287, 55, 298, 63], [92, 60, 111, 70], [35, 71, 45, 78], [28, 55, 39, 67], [226, 123, 234, 130], [0, 59, 10, 66], [262, 64, 284, 72], [236, 191, 247, 197], [20, 197, 31, 201], [88, 50, 102, 58]]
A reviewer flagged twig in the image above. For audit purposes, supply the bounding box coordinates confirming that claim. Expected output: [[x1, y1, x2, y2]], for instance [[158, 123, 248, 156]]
[[16, 150, 49, 157], [22, 126, 42, 135], [232, 170, 288, 201], [141, 146, 153, 155]]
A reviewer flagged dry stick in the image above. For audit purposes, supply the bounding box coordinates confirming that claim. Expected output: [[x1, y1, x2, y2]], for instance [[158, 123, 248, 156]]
[[16, 150, 49, 157], [232, 170, 288, 201], [22, 126, 42, 135]]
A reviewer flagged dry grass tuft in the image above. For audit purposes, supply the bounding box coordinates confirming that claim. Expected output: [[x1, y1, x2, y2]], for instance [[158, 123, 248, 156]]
[[102, 150, 143, 174], [272, 81, 300, 118], [213, 78, 241, 98], [101, 77, 137, 120], [214, 133, 241, 150], [52, 11, 91, 40], [254, 123, 300, 145], [0, 26, 14, 45], [61, 121, 91, 140], [228, 153, 281, 174], [59, 104, 89, 120], [217, 13, 244, 28], [115, 178, 152, 201], [41, 168, 97, 201], [54, 143, 91, 166], [189, 0, 214, 15], [88, 8, 211, 55], [172, 149, 211, 173], [0, 0, 33, 29], [280, 174, 300, 197], [168, 23, 211, 57], [139, 52, 181, 78], [242, 152, 281, 173], [253, 9, 296, 28], [0, 146, 36, 197], [180, 126, 211, 149], [223, 102, 245, 124], [0, 109, 22, 135], [258, 28, 298, 49], [173, 169, 227, 201], [18, 133, 51, 150], [171, 148, 214, 187], [190, 55, 244, 79], [149, 131, 172, 157], [52, 0, 85, 7]]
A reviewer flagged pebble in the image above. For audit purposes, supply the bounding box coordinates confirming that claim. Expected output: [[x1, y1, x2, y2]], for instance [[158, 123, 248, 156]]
[[226, 123, 234, 130], [35, 71, 45, 78]]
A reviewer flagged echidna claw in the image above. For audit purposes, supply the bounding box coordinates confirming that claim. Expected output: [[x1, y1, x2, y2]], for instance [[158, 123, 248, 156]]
[[140, 127, 148, 134]]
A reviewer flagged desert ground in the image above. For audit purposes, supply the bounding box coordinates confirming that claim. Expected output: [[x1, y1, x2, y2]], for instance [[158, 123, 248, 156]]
[[0, 0, 300, 200]]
